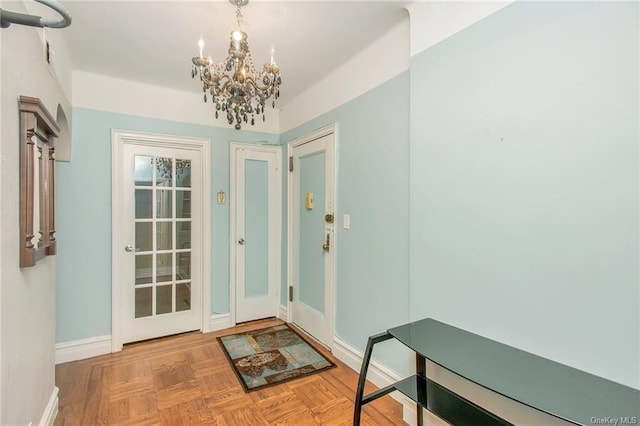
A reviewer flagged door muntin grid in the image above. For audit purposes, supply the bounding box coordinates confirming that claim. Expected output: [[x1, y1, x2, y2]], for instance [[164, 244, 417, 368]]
[[134, 156, 192, 318]]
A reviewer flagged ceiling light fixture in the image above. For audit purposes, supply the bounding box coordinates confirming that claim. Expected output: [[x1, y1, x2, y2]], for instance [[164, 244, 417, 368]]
[[191, 0, 281, 130]]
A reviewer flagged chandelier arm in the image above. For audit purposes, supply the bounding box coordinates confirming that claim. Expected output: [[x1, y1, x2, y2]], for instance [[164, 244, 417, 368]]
[[219, 80, 234, 98], [244, 75, 278, 93], [243, 76, 258, 88], [206, 72, 232, 92]]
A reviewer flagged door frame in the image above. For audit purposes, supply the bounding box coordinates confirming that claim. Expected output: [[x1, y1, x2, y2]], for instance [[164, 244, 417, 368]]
[[287, 123, 337, 348], [111, 129, 211, 352], [229, 142, 282, 326]]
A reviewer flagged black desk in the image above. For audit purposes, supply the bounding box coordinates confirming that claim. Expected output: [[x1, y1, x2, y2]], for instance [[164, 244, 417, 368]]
[[353, 318, 640, 425]]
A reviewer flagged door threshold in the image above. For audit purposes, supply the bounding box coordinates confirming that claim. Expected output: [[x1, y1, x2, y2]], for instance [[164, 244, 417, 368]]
[[123, 329, 201, 348], [235, 316, 277, 326]]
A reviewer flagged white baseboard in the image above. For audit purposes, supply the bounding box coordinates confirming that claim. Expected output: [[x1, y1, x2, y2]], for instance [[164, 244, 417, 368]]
[[55, 335, 112, 365], [56, 315, 231, 364], [38, 386, 59, 426], [278, 304, 288, 321], [332, 336, 415, 422], [403, 404, 420, 426], [209, 313, 231, 332]]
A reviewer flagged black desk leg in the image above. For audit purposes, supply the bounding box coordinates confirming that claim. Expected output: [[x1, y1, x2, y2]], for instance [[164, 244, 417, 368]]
[[353, 331, 393, 426], [416, 353, 426, 426]]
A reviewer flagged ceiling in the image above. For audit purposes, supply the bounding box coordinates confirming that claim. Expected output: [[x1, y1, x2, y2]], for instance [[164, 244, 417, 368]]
[[54, 1, 408, 108]]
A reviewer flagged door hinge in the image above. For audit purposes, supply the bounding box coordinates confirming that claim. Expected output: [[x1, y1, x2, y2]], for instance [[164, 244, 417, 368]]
[[289, 156, 293, 172], [289, 286, 293, 302]]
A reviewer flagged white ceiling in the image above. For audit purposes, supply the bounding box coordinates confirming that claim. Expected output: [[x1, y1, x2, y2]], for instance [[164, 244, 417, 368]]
[[55, 1, 409, 108]]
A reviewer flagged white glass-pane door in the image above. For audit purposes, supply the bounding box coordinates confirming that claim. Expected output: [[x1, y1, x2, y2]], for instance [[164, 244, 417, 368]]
[[133, 156, 192, 318], [121, 144, 201, 344]]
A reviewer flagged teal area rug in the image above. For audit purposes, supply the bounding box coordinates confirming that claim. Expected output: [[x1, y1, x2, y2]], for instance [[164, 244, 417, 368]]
[[217, 323, 336, 392]]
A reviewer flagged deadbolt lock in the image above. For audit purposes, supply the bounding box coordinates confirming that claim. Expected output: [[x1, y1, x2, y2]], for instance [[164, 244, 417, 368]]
[[324, 213, 334, 224], [322, 234, 330, 252]]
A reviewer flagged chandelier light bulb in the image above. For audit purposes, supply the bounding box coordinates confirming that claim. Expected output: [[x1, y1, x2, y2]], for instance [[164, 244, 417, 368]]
[[232, 30, 242, 50], [198, 37, 204, 57]]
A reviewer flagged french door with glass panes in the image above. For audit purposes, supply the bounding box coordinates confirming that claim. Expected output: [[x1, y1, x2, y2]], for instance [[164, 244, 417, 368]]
[[120, 143, 202, 344]]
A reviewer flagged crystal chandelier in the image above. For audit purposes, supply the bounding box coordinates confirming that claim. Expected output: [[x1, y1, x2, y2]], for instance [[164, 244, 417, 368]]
[[191, 0, 281, 130]]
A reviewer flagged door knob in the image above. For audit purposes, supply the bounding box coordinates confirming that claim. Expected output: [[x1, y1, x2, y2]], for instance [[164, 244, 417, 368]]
[[238, 238, 245, 245], [124, 245, 134, 252]]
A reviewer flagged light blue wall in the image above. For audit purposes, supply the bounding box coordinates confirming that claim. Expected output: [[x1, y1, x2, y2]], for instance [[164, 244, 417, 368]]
[[56, 108, 277, 342], [409, 2, 639, 388], [281, 72, 412, 374]]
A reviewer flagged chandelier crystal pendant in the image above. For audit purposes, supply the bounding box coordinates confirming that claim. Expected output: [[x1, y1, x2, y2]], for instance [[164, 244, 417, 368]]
[[191, 0, 281, 130]]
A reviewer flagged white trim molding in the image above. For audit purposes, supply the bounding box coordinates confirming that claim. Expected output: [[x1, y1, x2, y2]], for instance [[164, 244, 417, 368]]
[[278, 305, 288, 321], [332, 336, 416, 424], [209, 313, 232, 332], [38, 386, 58, 426], [55, 335, 112, 365]]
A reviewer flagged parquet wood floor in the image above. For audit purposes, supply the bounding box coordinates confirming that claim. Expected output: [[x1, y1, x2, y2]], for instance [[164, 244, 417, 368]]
[[55, 319, 407, 425]]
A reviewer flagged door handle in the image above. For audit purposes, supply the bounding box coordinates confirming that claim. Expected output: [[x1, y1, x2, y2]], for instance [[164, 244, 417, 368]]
[[125, 245, 134, 252], [238, 238, 245, 245], [322, 234, 330, 252]]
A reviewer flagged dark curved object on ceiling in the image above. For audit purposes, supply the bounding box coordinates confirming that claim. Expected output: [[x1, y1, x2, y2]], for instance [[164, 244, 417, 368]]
[[1, 0, 71, 29]]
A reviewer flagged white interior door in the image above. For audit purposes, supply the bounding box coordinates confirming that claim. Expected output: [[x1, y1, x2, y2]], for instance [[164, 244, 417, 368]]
[[232, 144, 281, 323], [118, 142, 202, 344], [289, 128, 335, 347]]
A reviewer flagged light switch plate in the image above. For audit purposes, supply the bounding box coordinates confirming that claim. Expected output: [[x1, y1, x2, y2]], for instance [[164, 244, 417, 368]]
[[343, 214, 350, 230]]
